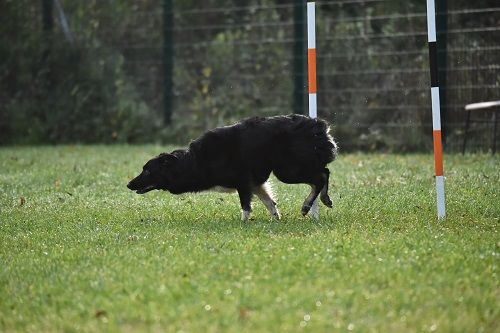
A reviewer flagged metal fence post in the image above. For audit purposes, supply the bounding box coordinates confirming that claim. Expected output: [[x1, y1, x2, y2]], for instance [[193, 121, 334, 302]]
[[41, 0, 53, 62], [41, 0, 53, 35], [293, 1, 306, 115], [163, 0, 174, 125]]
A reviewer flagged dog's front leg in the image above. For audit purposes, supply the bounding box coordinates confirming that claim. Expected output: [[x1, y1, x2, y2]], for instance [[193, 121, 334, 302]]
[[237, 187, 253, 221]]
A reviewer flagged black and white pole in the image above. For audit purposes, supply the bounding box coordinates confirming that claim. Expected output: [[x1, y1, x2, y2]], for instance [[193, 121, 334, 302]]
[[307, 2, 319, 218], [426, 0, 446, 219]]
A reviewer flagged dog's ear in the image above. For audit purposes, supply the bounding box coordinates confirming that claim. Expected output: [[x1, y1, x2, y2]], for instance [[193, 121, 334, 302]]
[[158, 153, 178, 166]]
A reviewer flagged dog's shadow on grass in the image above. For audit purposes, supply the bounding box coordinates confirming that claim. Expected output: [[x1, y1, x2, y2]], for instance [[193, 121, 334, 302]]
[[130, 210, 343, 237]]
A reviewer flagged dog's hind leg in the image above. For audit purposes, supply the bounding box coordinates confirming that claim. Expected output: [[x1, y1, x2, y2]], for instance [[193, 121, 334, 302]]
[[319, 168, 333, 208], [301, 173, 327, 216], [273, 166, 331, 216], [253, 182, 281, 220], [237, 187, 253, 221]]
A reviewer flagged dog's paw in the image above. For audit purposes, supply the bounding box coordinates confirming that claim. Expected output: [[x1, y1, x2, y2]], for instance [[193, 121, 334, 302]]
[[301, 205, 311, 216], [321, 196, 333, 208], [320, 195, 333, 208], [241, 210, 251, 221]]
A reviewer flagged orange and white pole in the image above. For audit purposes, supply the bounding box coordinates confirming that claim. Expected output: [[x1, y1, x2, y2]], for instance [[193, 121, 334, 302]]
[[307, 2, 319, 218], [426, 0, 446, 219]]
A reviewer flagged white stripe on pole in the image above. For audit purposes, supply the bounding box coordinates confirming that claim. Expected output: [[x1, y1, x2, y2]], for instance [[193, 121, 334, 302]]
[[308, 94, 317, 119], [436, 175, 445, 218], [426, 0, 437, 42], [307, 3, 316, 49], [307, 2, 319, 219], [431, 87, 441, 130]]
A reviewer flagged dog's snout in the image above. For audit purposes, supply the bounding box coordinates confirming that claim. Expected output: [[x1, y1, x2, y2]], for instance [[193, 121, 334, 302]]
[[127, 182, 133, 190]]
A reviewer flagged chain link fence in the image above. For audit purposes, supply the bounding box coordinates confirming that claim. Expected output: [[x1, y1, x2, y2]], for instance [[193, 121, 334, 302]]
[[1, 0, 498, 150]]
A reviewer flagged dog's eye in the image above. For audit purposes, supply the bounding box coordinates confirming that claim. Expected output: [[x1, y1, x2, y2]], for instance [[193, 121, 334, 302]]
[[143, 170, 151, 176]]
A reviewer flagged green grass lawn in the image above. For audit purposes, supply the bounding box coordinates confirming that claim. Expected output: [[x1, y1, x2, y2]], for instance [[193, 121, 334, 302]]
[[0, 146, 498, 332]]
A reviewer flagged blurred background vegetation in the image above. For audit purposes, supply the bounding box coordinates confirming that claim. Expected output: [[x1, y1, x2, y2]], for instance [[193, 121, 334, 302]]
[[1, 0, 498, 151]]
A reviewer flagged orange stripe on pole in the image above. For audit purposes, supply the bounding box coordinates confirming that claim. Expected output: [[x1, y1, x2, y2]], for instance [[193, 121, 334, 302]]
[[308, 48, 317, 93], [433, 130, 443, 176]]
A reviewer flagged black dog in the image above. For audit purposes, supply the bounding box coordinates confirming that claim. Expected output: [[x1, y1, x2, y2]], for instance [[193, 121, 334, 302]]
[[127, 114, 338, 220]]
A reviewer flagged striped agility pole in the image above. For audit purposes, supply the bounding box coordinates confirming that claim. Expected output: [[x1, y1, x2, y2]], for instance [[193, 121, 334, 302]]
[[426, 0, 446, 219], [307, 1, 319, 218]]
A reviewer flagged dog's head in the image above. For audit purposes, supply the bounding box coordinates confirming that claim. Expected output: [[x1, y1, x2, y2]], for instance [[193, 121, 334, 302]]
[[127, 153, 178, 194]]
